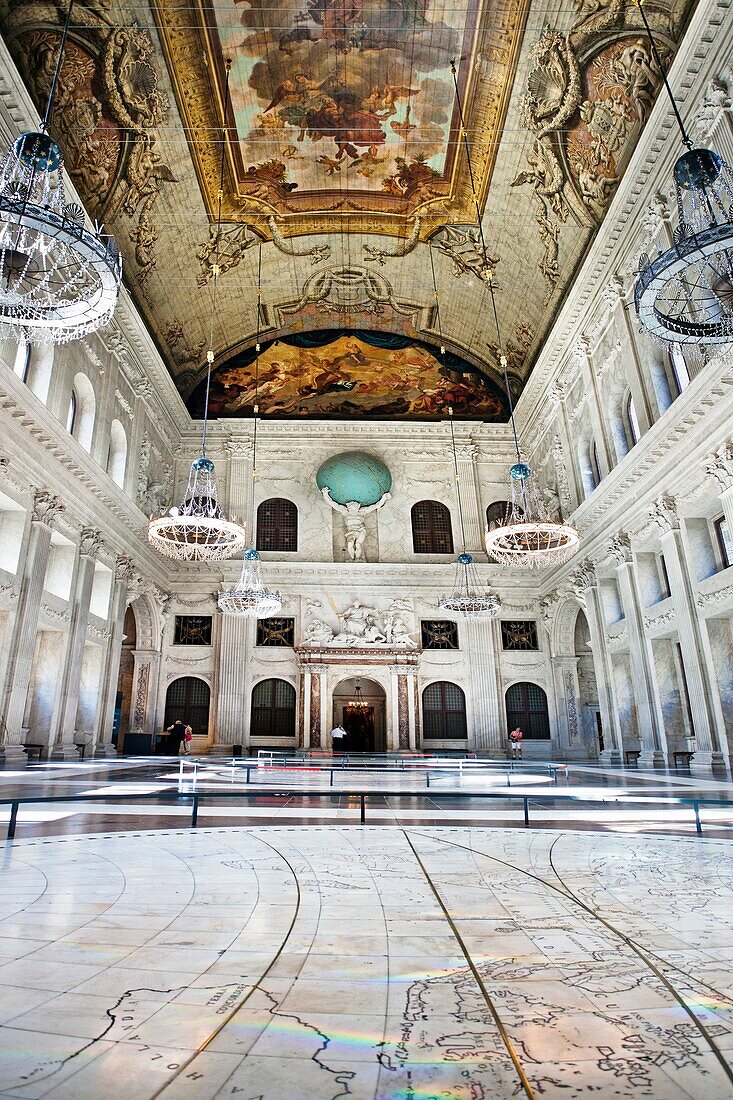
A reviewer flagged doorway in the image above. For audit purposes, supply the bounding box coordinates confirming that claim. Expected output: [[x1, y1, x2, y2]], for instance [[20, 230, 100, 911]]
[[332, 677, 386, 753]]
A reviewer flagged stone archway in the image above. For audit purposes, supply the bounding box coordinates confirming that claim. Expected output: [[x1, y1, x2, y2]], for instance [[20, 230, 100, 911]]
[[332, 676, 387, 752]]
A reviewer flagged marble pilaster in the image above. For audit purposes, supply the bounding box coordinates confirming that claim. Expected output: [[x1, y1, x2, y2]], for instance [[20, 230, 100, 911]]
[[93, 556, 133, 756], [608, 533, 666, 766], [573, 338, 613, 477], [0, 490, 63, 763], [51, 528, 104, 760], [464, 616, 504, 754], [214, 614, 250, 751], [650, 495, 724, 766], [570, 560, 622, 762]]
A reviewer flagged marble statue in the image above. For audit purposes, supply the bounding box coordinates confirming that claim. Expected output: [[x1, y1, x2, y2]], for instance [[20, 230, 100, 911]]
[[304, 618, 334, 645], [385, 610, 416, 648], [321, 486, 391, 561]]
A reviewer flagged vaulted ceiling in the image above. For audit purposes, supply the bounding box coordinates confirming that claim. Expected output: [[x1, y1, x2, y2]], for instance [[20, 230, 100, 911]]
[[2, 0, 695, 417]]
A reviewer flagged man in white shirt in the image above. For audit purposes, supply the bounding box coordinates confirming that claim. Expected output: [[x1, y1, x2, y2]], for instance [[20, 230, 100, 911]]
[[331, 724, 347, 751]]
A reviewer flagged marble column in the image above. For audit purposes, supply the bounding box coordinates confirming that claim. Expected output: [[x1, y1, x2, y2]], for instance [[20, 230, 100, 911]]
[[51, 528, 104, 760], [608, 532, 666, 766], [570, 560, 623, 762], [573, 338, 613, 477], [93, 556, 133, 756], [412, 675, 421, 748], [309, 665, 324, 749], [465, 615, 504, 754], [391, 667, 411, 750], [0, 490, 64, 764], [650, 494, 724, 766], [214, 614, 250, 752]]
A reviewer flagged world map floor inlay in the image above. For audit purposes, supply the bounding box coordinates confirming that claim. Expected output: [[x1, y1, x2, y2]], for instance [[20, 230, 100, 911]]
[[0, 826, 731, 1099]]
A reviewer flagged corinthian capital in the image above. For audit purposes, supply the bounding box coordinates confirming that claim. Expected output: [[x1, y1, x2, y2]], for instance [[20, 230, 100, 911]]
[[32, 489, 64, 527], [608, 531, 632, 566], [79, 527, 104, 558], [572, 336, 592, 365], [569, 559, 597, 602], [705, 441, 733, 490], [115, 555, 135, 583], [649, 493, 679, 534]]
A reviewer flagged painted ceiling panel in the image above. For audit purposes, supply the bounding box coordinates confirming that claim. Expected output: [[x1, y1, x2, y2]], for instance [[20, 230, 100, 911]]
[[0, 0, 696, 417]]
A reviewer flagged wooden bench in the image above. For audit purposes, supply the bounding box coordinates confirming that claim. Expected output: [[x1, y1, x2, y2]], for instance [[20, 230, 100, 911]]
[[23, 744, 43, 763], [624, 750, 641, 767], [673, 750, 694, 769]]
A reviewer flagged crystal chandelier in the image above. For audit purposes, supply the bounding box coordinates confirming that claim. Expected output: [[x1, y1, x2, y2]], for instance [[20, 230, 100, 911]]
[[148, 60, 245, 563], [0, 3, 121, 344], [350, 680, 369, 710], [218, 245, 283, 618], [218, 548, 282, 617], [437, 406, 500, 620], [448, 59, 579, 571], [633, 1, 733, 345], [485, 458, 579, 569]]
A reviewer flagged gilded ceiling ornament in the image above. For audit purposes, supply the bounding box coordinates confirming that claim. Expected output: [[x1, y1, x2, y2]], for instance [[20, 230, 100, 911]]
[[268, 218, 330, 265], [363, 218, 421, 266], [433, 226, 500, 284], [197, 223, 260, 287], [279, 265, 414, 317]]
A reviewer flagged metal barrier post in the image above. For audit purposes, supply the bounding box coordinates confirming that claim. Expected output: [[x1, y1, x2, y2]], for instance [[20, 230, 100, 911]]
[[524, 797, 529, 827], [693, 800, 702, 836], [246, 767, 251, 784], [191, 795, 199, 828], [7, 801, 18, 839], [360, 793, 366, 824], [330, 769, 334, 787], [426, 771, 430, 788]]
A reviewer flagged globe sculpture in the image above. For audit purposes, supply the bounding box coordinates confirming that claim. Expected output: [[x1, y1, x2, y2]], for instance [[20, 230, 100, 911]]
[[316, 452, 392, 506]]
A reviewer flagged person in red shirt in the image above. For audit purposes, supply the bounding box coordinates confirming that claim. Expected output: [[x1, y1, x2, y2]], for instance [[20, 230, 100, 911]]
[[509, 727, 523, 760]]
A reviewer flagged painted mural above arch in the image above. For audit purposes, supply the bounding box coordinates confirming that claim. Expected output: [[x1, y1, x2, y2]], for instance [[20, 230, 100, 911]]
[[188, 330, 508, 420]]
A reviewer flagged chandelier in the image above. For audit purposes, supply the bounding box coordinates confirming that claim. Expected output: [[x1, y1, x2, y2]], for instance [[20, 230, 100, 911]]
[[436, 406, 500, 619], [485, 458, 579, 569], [218, 245, 283, 618], [350, 680, 369, 710], [218, 548, 282, 617], [148, 60, 245, 563], [633, 1, 733, 345], [0, 4, 121, 344], [448, 59, 579, 570]]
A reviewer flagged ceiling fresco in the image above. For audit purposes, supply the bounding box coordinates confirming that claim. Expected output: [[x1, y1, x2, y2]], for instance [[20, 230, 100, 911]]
[[188, 331, 508, 419], [0, 0, 696, 418]]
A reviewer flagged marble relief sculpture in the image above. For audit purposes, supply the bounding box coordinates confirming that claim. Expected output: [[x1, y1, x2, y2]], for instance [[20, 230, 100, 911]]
[[303, 598, 416, 647]]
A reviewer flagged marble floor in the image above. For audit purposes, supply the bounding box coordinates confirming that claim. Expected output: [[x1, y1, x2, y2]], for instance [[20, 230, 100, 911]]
[[0, 825, 733, 1098]]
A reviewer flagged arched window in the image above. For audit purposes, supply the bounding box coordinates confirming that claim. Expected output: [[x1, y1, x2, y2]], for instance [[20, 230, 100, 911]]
[[66, 389, 77, 434], [486, 500, 507, 527], [251, 678, 296, 738], [107, 419, 127, 488], [164, 676, 210, 737], [590, 441, 602, 486], [68, 373, 95, 453], [411, 501, 453, 554], [13, 343, 31, 382], [257, 498, 298, 552], [578, 437, 601, 498], [669, 345, 690, 395], [422, 681, 467, 739], [505, 682, 550, 740], [625, 393, 640, 447]]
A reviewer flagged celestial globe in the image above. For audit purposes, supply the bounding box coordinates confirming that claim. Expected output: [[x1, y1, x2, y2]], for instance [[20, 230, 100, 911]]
[[316, 451, 392, 507]]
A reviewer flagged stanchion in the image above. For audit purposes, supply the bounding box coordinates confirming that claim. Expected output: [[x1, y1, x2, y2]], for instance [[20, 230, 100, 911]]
[[693, 800, 702, 835], [524, 797, 529, 827], [191, 795, 199, 828], [360, 793, 366, 824], [7, 801, 18, 839]]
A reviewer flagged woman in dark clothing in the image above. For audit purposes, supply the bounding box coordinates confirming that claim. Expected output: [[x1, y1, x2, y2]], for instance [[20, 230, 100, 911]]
[[166, 719, 186, 755]]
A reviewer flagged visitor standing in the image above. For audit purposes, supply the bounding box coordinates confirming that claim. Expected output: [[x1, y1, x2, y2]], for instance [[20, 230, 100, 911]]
[[509, 727, 523, 760], [166, 719, 185, 755], [331, 724, 347, 752], [183, 723, 193, 755]]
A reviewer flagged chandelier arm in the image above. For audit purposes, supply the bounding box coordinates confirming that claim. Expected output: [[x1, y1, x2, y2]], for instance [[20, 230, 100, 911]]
[[41, 0, 74, 134], [636, 0, 692, 150], [201, 57, 232, 458]]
